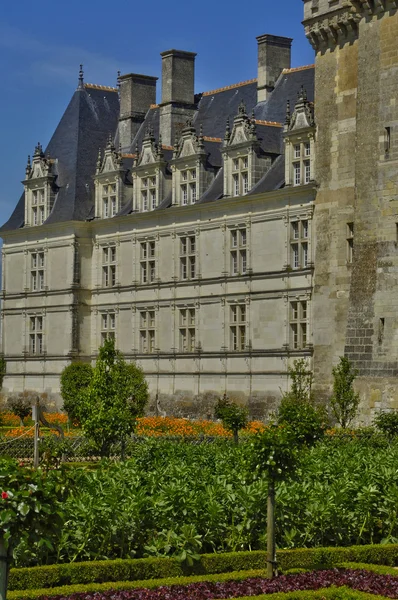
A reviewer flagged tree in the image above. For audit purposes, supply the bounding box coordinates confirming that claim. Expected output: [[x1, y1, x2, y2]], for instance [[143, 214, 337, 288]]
[[6, 391, 34, 426], [251, 425, 300, 579], [78, 339, 149, 457], [214, 394, 248, 444], [330, 356, 360, 428], [278, 359, 328, 445], [60, 362, 93, 425]]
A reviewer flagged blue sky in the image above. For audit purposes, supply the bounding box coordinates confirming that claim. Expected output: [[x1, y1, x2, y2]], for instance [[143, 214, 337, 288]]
[[0, 0, 314, 228]]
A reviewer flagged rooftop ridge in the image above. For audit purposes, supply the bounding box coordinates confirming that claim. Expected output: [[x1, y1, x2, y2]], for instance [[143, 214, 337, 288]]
[[149, 104, 160, 109], [203, 136, 222, 142], [202, 78, 257, 97], [162, 145, 174, 150], [281, 64, 315, 74], [122, 153, 137, 158], [255, 120, 283, 128], [84, 83, 118, 92]]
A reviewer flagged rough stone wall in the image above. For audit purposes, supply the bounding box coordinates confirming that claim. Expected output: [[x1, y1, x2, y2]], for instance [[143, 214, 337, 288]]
[[311, 43, 358, 400], [344, 10, 398, 418]]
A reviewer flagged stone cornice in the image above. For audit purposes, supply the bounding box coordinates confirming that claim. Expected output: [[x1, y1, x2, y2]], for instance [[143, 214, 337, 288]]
[[304, 0, 398, 52]]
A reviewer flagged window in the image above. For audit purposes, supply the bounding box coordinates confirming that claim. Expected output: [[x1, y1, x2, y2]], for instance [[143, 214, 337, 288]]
[[102, 246, 116, 287], [230, 304, 246, 351], [385, 127, 391, 154], [31, 188, 45, 225], [141, 176, 157, 211], [179, 308, 196, 352], [30, 251, 45, 291], [292, 141, 311, 186], [140, 310, 156, 353], [304, 160, 311, 184], [231, 155, 249, 196], [101, 312, 116, 343], [290, 301, 308, 349], [180, 236, 196, 280], [141, 190, 148, 212], [347, 222, 354, 263], [230, 228, 247, 275], [29, 315, 43, 354], [102, 184, 117, 218], [180, 169, 197, 204], [290, 220, 309, 269], [140, 241, 156, 284], [294, 162, 301, 186]]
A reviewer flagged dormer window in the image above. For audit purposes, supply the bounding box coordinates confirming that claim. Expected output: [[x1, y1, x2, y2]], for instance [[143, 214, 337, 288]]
[[94, 138, 126, 219], [284, 88, 315, 187], [231, 156, 249, 196], [23, 144, 57, 227], [179, 169, 197, 205]]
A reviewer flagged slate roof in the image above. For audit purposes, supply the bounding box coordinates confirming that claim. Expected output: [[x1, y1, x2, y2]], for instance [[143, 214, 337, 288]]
[[1, 65, 314, 232], [1, 85, 119, 232]]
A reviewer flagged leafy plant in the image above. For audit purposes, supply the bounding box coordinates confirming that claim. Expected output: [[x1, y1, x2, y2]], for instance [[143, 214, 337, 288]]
[[214, 394, 248, 444], [287, 358, 313, 404], [330, 357, 360, 428], [373, 410, 398, 438], [277, 396, 328, 446], [60, 362, 94, 425], [77, 339, 149, 457]]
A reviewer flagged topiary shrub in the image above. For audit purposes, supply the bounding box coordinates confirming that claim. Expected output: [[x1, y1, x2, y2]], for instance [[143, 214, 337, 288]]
[[214, 394, 248, 444]]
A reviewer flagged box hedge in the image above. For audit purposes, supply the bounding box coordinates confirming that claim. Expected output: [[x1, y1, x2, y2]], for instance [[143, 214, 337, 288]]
[[8, 543, 398, 591]]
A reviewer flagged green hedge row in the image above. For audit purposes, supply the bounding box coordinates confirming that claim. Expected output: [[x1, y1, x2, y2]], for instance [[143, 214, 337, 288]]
[[8, 544, 398, 591], [8, 569, 266, 600]]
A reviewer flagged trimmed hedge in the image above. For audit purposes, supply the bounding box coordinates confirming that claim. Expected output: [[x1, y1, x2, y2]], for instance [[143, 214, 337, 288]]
[[8, 544, 398, 592], [8, 569, 266, 600], [339, 562, 398, 576]]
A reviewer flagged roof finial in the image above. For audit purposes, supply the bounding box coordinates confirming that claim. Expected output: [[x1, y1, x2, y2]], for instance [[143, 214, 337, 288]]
[[224, 117, 231, 142], [34, 142, 43, 157], [238, 100, 246, 116], [78, 64, 84, 89], [285, 100, 291, 126], [25, 155, 31, 176]]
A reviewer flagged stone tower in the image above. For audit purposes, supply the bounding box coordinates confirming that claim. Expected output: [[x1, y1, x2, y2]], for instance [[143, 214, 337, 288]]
[[304, 0, 398, 416]]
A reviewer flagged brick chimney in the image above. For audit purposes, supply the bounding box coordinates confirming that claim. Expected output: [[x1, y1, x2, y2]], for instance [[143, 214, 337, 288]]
[[257, 34, 293, 102], [159, 49, 197, 146], [118, 73, 158, 151]]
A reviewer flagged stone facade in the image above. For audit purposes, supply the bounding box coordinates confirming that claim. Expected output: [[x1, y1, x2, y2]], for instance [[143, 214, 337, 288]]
[[2, 2, 398, 421]]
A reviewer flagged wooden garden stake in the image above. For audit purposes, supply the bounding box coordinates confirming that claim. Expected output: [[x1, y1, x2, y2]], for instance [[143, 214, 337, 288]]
[[267, 478, 276, 578], [0, 534, 8, 600]]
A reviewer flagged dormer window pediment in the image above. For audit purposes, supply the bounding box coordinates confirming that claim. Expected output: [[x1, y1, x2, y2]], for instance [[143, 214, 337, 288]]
[[94, 136, 127, 219]]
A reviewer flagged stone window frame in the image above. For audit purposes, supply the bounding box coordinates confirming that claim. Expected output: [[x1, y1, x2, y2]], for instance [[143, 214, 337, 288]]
[[139, 308, 156, 353], [139, 239, 156, 284], [30, 250, 45, 292], [25, 184, 54, 227], [179, 234, 196, 281], [172, 160, 201, 207], [178, 306, 196, 352], [229, 302, 247, 351], [101, 244, 117, 288], [229, 226, 247, 276], [292, 141, 312, 187], [230, 153, 250, 197], [100, 311, 116, 344], [290, 218, 309, 270], [289, 299, 308, 350], [102, 182, 118, 218], [28, 313, 44, 355]]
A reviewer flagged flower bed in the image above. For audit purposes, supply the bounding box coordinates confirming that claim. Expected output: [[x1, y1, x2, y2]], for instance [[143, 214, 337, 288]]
[[135, 416, 265, 437], [11, 570, 398, 600]]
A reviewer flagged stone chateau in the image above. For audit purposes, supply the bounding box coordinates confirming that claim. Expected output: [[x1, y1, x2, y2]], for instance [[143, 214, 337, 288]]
[[1, 0, 398, 419]]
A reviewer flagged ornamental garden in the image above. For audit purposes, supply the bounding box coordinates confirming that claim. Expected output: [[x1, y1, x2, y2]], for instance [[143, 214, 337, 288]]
[[1, 342, 398, 599]]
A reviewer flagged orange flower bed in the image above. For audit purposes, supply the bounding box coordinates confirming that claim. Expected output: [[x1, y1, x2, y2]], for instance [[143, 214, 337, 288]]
[[136, 416, 266, 437]]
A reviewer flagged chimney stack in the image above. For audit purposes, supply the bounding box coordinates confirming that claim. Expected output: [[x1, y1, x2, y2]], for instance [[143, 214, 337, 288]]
[[257, 34, 292, 102], [159, 49, 197, 146], [118, 73, 158, 151]]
